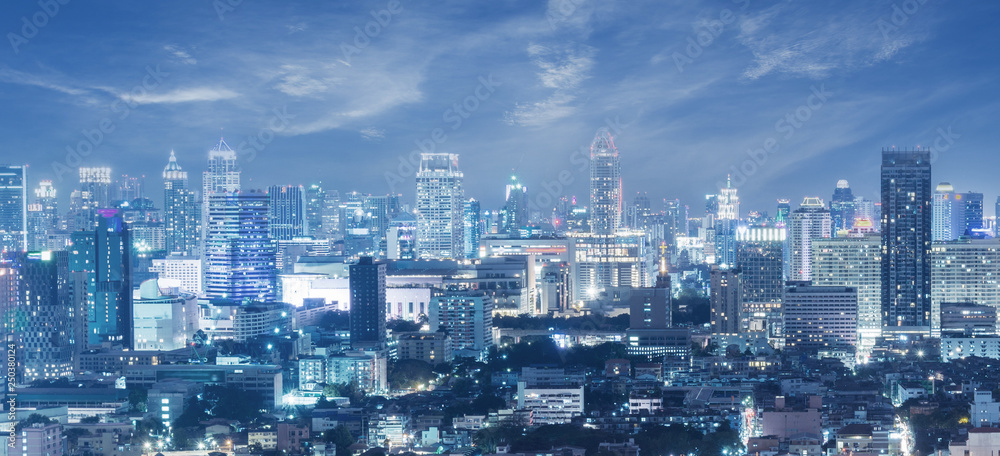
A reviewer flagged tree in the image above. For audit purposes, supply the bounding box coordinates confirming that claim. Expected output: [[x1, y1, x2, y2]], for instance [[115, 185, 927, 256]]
[[388, 360, 435, 390], [323, 425, 355, 456], [16, 414, 54, 431], [128, 386, 148, 412], [387, 319, 422, 333], [80, 416, 101, 424]]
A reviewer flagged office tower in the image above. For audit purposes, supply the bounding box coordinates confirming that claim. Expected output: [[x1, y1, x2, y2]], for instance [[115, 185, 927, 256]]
[[428, 292, 494, 358], [881, 150, 933, 335], [663, 199, 688, 246], [996, 197, 1000, 237], [854, 197, 877, 226], [364, 194, 401, 245], [322, 190, 340, 239], [268, 185, 307, 240], [0, 251, 73, 382], [710, 266, 741, 336], [415, 153, 464, 259], [789, 197, 831, 281], [736, 226, 785, 335], [0, 165, 27, 253], [964, 192, 985, 235], [349, 256, 386, 349], [589, 128, 622, 235], [202, 138, 240, 247], [783, 284, 858, 351], [150, 255, 203, 295], [502, 175, 528, 235], [69, 211, 132, 347], [26, 181, 58, 251], [571, 232, 650, 301], [79, 167, 112, 208], [387, 212, 417, 260], [305, 184, 326, 237], [163, 151, 200, 256], [940, 303, 997, 336], [463, 199, 481, 259], [812, 233, 882, 351], [714, 178, 740, 268], [930, 239, 1000, 336], [830, 180, 855, 235], [933, 183, 965, 241], [204, 191, 276, 302], [629, 273, 671, 329], [114, 174, 145, 204]]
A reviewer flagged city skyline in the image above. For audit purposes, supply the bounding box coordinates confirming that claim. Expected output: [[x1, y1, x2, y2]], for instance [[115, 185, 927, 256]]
[[1, 1, 998, 213]]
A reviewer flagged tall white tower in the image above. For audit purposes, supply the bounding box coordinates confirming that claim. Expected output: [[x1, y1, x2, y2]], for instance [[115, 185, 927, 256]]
[[416, 153, 464, 259], [589, 128, 622, 235]]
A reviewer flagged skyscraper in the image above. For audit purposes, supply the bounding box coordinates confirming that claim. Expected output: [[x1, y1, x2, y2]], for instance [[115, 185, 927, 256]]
[[930, 239, 1000, 336], [736, 226, 785, 336], [710, 266, 741, 336], [830, 179, 855, 235], [416, 153, 464, 259], [69, 211, 132, 347], [305, 184, 326, 237], [202, 138, 240, 247], [812, 233, 882, 352], [163, 151, 200, 256], [27, 180, 58, 251], [0, 165, 27, 253], [204, 191, 276, 302], [0, 251, 73, 382], [502, 175, 528, 235], [714, 177, 740, 267], [775, 199, 791, 226], [268, 185, 307, 240], [464, 198, 481, 259], [789, 197, 831, 281], [783, 284, 858, 351], [964, 192, 985, 236], [589, 128, 622, 235], [79, 167, 112, 208], [933, 183, 965, 241], [349, 256, 386, 350], [881, 149, 932, 335]]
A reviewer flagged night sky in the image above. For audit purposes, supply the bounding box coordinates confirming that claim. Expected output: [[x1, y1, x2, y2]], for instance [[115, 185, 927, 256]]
[[3, 1, 998, 215]]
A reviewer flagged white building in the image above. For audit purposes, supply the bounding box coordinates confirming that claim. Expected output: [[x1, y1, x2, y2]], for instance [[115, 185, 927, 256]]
[[949, 427, 1000, 456], [941, 336, 1000, 361], [133, 278, 198, 350], [783, 284, 857, 351], [931, 239, 1000, 335], [429, 293, 493, 358], [811, 234, 881, 351], [150, 255, 203, 295], [972, 390, 1000, 427], [516, 367, 585, 426], [416, 153, 464, 259], [788, 197, 831, 281]]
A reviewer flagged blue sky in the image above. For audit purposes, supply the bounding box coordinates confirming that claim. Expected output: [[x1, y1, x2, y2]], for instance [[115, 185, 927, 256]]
[[2, 0, 998, 216]]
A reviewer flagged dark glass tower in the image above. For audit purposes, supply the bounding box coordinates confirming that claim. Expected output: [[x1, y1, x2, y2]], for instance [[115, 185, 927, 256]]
[[963, 192, 984, 235], [349, 256, 386, 349], [268, 185, 307, 241], [70, 211, 132, 347], [830, 180, 856, 235], [0, 165, 27, 253], [880, 149, 932, 335], [163, 151, 200, 255]]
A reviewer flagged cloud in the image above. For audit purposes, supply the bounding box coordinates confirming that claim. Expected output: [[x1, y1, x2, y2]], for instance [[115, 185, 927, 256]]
[[124, 87, 239, 104], [737, 3, 931, 80], [360, 127, 385, 141], [164, 45, 197, 65], [0, 67, 88, 96], [505, 43, 595, 127], [272, 64, 343, 98], [287, 22, 308, 33]]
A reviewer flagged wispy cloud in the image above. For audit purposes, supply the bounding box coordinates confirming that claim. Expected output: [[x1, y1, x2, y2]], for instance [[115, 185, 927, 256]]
[[164, 45, 197, 65], [360, 127, 385, 141], [0, 67, 88, 96], [505, 43, 595, 127], [124, 87, 239, 104]]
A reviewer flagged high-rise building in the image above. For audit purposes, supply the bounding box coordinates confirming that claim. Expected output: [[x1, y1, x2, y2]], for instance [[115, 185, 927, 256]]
[[349, 256, 386, 350], [812, 233, 882, 351], [503, 175, 528, 235], [571, 232, 651, 301], [881, 149, 933, 335], [79, 167, 112, 208], [202, 138, 240, 248], [789, 197, 831, 281], [0, 251, 73, 382], [964, 192, 985, 235], [775, 199, 791, 226], [930, 239, 1000, 336], [933, 183, 966, 241], [69, 211, 132, 348], [322, 190, 341, 239], [268, 185, 307, 240], [364, 194, 401, 246], [416, 153, 464, 259], [163, 151, 200, 256], [26, 181, 58, 251], [386, 212, 417, 260], [663, 198, 688, 247], [463, 199, 481, 259], [783, 284, 858, 351], [428, 291, 494, 358], [0, 165, 27, 253], [114, 174, 145, 204], [151, 255, 203, 295], [710, 266, 741, 336], [736, 226, 785, 336], [305, 184, 326, 237], [713, 178, 740, 268], [589, 129, 622, 235], [830, 180, 855, 235], [204, 191, 276, 302]]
